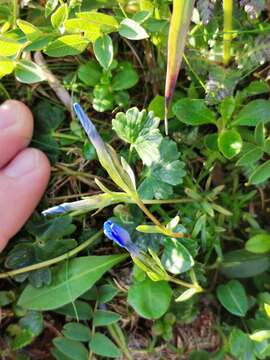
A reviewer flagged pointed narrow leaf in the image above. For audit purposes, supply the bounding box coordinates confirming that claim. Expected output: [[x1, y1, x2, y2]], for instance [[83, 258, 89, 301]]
[[164, 0, 195, 133], [249, 160, 270, 185], [18, 255, 126, 310], [51, 4, 68, 29]]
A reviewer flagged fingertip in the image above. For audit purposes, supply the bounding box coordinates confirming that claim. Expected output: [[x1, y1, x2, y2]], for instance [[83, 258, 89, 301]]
[[0, 148, 51, 251], [0, 100, 34, 168], [1, 99, 34, 134]]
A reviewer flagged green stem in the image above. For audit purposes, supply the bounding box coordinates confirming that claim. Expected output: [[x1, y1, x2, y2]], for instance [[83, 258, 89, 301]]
[[223, 0, 233, 66], [108, 324, 133, 360], [135, 197, 184, 238], [144, 198, 192, 205], [0, 231, 102, 279], [183, 54, 206, 90], [12, 0, 18, 28], [169, 276, 202, 291]]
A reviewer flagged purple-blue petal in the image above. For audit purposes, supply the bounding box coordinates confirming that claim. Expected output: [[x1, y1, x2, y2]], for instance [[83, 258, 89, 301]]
[[103, 220, 139, 256], [73, 103, 104, 151]]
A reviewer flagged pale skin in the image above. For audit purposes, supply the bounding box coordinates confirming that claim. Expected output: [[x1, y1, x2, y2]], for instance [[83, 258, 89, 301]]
[[0, 100, 51, 252]]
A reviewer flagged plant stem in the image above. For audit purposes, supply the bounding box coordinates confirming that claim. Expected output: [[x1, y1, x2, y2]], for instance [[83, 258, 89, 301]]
[[169, 276, 202, 290], [12, 0, 18, 27], [135, 197, 184, 238], [144, 198, 192, 205], [0, 231, 103, 279], [223, 0, 233, 66]]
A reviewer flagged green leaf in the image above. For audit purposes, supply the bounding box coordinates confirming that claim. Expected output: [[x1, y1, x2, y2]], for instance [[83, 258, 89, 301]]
[[0, 36, 22, 56], [44, 35, 89, 57], [128, 277, 172, 319], [78, 60, 102, 87], [217, 280, 248, 317], [93, 34, 113, 70], [221, 250, 270, 278], [11, 329, 34, 351], [89, 332, 120, 358], [33, 100, 65, 132], [17, 20, 42, 41], [19, 311, 43, 337], [250, 330, 270, 342], [64, 19, 101, 42], [51, 4, 68, 29], [93, 310, 120, 326], [229, 328, 255, 360], [53, 337, 88, 360], [233, 100, 270, 126], [249, 160, 270, 185], [138, 138, 186, 199], [255, 122, 265, 146], [98, 284, 118, 303], [45, 0, 58, 17], [119, 18, 149, 40], [173, 98, 216, 126], [15, 60, 46, 84], [245, 233, 270, 254], [18, 255, 126, 310], [54, 300, 93, 320], [77, 11, 119, 32], [175, 288, 198, 302], [219, 96, 235, 120], [0, 57, 14, 78], [139, 176, 173, 200], [62, 323, 91, 342], [112, 107, 162, 165], [112, 67, 139, 91], [148, 95, 173, 120], [264, 137, 270, 155], [0, 290, 15, 306], [162, 238, 194, 274], [218, 129, 243, 159], [204, 133, 218, 151], [236, 147, 263, 167], [243, 80, 270, 97]]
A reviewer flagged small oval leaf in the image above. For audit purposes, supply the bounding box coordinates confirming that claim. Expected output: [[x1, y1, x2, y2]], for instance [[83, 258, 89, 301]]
[[217, 280, 248, 317]]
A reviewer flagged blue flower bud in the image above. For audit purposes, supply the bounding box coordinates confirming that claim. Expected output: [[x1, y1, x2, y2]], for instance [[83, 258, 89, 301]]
[[103, 220, 139, 256], [73, 103, 106, 151]]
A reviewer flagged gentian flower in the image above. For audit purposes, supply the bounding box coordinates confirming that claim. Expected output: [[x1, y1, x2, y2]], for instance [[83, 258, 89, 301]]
[[73, 103, 136, 194], [42, 192, 131, 216], [104, 220, 139, 256]]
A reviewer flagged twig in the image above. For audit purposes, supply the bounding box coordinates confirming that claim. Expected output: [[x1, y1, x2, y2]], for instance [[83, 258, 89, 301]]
[[34, 52, 72, 112]]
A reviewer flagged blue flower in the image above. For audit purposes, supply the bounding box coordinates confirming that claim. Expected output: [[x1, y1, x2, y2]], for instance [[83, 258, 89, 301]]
[[73, 102, 136, 194], [73, 103, 105, 151], [104, 220, 139, 256]]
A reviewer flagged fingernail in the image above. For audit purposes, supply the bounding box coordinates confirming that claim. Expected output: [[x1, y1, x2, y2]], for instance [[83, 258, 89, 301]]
[[0, 101, 16, 130], [4, 149, 39, 178]]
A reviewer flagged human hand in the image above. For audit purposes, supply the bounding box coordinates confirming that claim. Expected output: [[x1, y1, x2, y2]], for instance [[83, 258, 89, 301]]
[[0, 100, 51, 252]]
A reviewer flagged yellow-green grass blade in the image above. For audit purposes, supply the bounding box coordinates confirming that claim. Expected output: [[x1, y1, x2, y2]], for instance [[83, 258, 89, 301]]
[[165, 0, 195, 135], [223, 0, 233, 66]]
